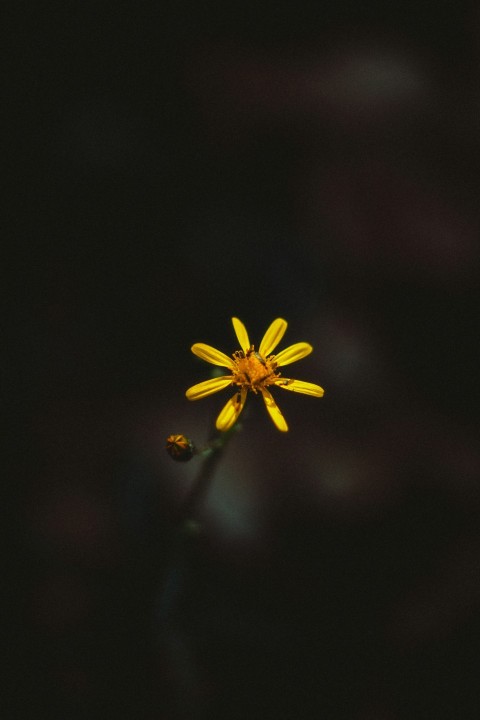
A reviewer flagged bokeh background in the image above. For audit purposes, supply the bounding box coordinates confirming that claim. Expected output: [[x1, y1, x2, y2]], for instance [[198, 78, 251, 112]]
[[8, 2, 480, 718]]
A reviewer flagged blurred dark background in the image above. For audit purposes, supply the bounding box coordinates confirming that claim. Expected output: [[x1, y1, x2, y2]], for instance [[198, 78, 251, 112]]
[[6, 2, 480, 718]]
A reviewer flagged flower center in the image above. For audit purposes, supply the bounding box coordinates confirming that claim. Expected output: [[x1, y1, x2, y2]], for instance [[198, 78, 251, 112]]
[[231, 347, 279, 392]]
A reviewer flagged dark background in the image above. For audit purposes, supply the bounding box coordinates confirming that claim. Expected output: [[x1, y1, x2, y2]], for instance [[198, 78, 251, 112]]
[[7, 2, 480, 718]]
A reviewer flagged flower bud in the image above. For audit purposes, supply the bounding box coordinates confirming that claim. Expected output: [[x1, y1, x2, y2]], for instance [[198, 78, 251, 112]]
[[166, 434, 195, 462]]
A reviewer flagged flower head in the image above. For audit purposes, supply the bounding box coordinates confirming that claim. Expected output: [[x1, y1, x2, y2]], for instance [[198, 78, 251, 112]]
[[186, 317, 324, 432]]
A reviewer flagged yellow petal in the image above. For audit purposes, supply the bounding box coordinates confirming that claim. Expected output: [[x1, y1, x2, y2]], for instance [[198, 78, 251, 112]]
[[274, 378, 324, 396], [191, 343, 234, 368], [186, 376, 233, 400], [261, 388, 288, 432], [216, 388, 247, 431], [274, 342, 312, 367], [258, 318, 288, 357], [231, 317, 251, 353]]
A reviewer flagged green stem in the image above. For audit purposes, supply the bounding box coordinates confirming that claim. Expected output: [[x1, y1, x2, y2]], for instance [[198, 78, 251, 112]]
[[159, 424, 239, 624], [177, 423, 239, 526]]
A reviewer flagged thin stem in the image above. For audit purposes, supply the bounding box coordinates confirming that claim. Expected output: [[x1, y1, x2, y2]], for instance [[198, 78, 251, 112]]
[[177, 423, 239, 525], [158, 424, 239, 627]]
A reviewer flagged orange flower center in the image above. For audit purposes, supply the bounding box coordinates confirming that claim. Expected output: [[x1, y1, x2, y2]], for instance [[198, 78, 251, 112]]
[[231, 347, 279, 392]]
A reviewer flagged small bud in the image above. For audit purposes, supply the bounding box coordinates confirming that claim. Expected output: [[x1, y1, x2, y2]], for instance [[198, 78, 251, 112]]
[[166, 434, 195, 462]]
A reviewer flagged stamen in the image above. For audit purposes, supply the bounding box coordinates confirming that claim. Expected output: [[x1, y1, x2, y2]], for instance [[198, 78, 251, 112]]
[[231, 348, 280, 392]]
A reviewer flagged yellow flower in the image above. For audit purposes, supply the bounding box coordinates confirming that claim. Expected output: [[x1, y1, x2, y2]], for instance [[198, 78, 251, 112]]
[[186, 317, 324, 432]]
